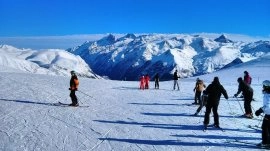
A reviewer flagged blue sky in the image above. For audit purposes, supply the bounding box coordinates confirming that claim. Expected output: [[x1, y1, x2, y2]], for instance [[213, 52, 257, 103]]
[[0, 0, 269, 37]]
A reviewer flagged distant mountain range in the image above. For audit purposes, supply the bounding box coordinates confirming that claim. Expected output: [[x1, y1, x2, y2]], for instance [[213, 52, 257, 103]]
[[67, 34, 270, 80], [1, 34, 269, 80]]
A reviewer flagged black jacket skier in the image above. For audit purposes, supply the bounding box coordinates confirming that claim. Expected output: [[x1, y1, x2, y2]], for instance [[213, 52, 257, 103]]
[[234, 77, 254, 118], [173, 70, 180, 90], [203, 77, 228, 128], [154, 73, 159, 89]]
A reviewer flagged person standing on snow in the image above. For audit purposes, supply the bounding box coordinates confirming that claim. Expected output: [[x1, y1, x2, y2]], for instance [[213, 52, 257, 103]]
[[255, 80, 270, 148], [144, 74, 150, 89], [193, 78, 206, 105], [239, 70, 252, 98], [244, 71, 252, 85], [194, 90, 208, 116], [173, 70, 180, 90], [69, 70, 79, 106], [203, 77, 228, 129], [154, 73, 160, 89], [139, 75, 145, 90], [234, 77, 254, 118]]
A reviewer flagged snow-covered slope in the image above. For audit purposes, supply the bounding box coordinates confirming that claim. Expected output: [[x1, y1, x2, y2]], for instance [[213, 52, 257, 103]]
[[67, 34, 270, 80], [0, 45, 99, 78], [0, 52, 269, 151]]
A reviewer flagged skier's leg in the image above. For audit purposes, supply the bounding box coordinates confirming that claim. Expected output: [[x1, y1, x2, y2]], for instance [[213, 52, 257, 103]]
[[198, 92, 202, 104], [262, 115, 270, 144], [74, 91, 78, 105], [196, 104, 203, 114], [203, 105, 211, 125], [248, 92, 253, 114], [70, 90, 76, 105], [262, 117, 268, 144], [213, 104, 219, 126], [244, 97, 248, 114]]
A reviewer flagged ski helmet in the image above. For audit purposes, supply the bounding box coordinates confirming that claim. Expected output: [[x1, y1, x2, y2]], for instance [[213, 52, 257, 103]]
[[70, 70, 76, 75], [262, 80, 270, 87]]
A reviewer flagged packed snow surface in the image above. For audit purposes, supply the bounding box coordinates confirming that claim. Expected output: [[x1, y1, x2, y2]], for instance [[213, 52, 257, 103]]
[[0, 54, 270, 150]]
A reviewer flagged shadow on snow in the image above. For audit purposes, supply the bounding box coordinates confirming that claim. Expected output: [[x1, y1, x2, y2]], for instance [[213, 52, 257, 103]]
[[0, 98, 64, 107], [98, 137, 259, 149], [93, 119, 257, 133]]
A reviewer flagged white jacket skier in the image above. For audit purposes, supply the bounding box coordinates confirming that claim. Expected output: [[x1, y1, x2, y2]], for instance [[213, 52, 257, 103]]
[[255, 80, 270, 147]]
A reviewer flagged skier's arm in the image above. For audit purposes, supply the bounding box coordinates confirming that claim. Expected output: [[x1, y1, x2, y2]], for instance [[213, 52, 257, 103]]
[[221, 86, 229, 100], [234, 84, 242, 97]]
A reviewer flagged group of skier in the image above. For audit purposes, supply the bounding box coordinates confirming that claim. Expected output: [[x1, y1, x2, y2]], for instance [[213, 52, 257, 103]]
[[139, 74, 150, 90], [68, 69, 270, 147], [139, 73, 160, 89], [191, 70, 270, 147]]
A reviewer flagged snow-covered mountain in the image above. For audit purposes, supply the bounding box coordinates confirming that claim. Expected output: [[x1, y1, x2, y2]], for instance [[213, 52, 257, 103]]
[[0, 45, 99, 78], [67, 34, 270, 80]]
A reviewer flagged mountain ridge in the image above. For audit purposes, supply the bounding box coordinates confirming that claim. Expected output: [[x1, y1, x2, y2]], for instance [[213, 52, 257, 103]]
[[67, 33, 270, 80]]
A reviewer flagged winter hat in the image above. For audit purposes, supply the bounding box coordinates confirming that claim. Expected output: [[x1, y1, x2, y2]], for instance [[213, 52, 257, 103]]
[[237, 77, 243, 82], [263, 80, 270, 87], [213, 77, 219, 83]]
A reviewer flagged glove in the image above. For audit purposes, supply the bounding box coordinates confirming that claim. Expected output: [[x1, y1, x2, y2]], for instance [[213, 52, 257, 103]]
[[234, 94, 238, 98], [69, 88, 71, 90], [203, 90, 207, 95], [75, 88, 78, 91], [255, 108, 263, 116]]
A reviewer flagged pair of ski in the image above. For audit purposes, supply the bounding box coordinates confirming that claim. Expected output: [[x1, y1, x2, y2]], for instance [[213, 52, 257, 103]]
[[203, 125, 225, 132], [55, 101, 89, 107]]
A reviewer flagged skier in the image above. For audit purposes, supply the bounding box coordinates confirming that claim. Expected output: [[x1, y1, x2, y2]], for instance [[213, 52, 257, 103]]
[[203, 77, 228, 129], [139, 75, 145, 90], [255, 80, 270, 148], [193, 78, 206, 105], [244, 71, 252, 85], [234, 77, 254, 118], [239, 70, 252, 98], [144, 74, 150, 89], [69, 70, 79, 106], [173, 70, 180, 90], [194, 90, 208, 116], [154, 73, 159, 89]]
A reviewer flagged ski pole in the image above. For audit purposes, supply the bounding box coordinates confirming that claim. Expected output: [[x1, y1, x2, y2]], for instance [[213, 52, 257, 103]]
[[78, 90, 96, 100], [235, 97, 245, 115], [251, 105, 256, 115]]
